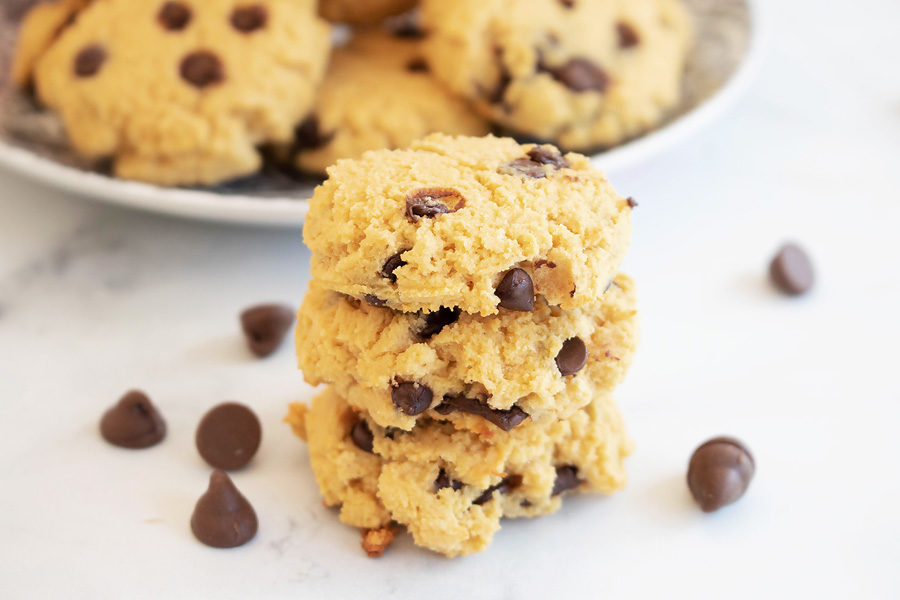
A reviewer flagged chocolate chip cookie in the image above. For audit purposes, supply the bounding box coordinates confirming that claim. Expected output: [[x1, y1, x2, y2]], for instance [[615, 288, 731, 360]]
[[24, 0, 330, 185], [10, 0, 91, 88], [296, 273, 638, 432], [288, 29, 490, 175], [303, 134, 633, 316], [287, 385, 631, 557], [317, 0, 417, 24], [420, 0, 692, 151]]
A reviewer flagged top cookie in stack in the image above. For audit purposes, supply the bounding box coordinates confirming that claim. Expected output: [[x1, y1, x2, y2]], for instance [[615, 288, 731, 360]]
[[11, 0, 691, 186]]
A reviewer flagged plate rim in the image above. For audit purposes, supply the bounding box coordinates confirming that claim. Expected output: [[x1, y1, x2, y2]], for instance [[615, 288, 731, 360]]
[[0, 0, 764, 228]]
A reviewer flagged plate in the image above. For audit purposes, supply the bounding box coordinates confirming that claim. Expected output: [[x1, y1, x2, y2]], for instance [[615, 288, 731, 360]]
[[0, 0, 762, 227]]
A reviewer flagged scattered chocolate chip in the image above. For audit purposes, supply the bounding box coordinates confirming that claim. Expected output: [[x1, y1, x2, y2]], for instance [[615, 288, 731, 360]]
[[687, 437, 755, 512], [406, 57, 429, 73], [195, 402, 262, 470], [405, 188, 465, 221], [391, 382, 433, 416], [240, 303, 295, 358], [158, 2, 192, 31], [627, 196, 638, 208], [473, 474, 522, 505], [435, 468, 463, 492], [180, 51, 225, 89], [551, 465, 582, 496], [293, 115, 334, 151], [556, 337, 588, 376], [381, 251, 407, 283], [495, 268, 535, 312], [363, 294, 387, 307], [543, 57, 610, 93], [527, 146, 570, 169], [74, 45, 106, 77], [99, 390, 166, 449], [616, 22, 640, 48], [417, 307, 461, 339], [435, 395, 529, 432], [350, 418, 374, 453], [231, 5, 267, 33], [769, 243, 815, 295], [190, 470, 258, 548]]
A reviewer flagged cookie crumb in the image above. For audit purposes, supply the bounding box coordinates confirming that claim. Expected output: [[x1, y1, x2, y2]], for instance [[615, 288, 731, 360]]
[[285, 403, 310, 441], [361, 526, 396, 558]]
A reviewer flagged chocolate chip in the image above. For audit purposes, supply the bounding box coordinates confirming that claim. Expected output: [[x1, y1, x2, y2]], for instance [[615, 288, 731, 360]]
[[687, 437, 755, 512], [99, 390, 166, 449], [381, 251, 407, 283], [435, 395, 529, 431], [180, 51, 225, 88], [500, 147, 569, 178], [391, 382, 433, 416], [544, 58, 610, 93], [487, 47, 512, 103], [558, 0, 575, 7], [627, 196, 638, 208], [527, 146, 570, 169], [231, 5, 268, 33], [293, 115, 334, 151], [74, 45, 106, 77], [551, 465, 582, 496], [240, 303, 294, 358], [350, 418, 374, 453], [769, 243, 815, 295], [363, 294, 387, 307], [495, 268, 535, 312], [190, 470, 258, 548], [391, 21, 426, 39], [406, 58, 429, 73], [195, 402, 262, 470], [616, 22, 640, 48], [555, 337, 588, 376], [158, 2, 192, 31], [473, 474, 522, 505], [417, 307, 460, 339], [435, 468, 463, 492], [405, 188, 465, 221]]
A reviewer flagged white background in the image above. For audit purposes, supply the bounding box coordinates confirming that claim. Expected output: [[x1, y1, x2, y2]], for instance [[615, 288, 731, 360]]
[[1, 0, 899, 597]]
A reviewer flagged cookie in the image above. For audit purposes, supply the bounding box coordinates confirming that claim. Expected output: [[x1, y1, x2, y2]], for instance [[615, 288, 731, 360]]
[[286, 385, 631, 557], [11, 0, 91, 88], [317, 0, 417, 24], [289, 29, 490, 175], [304, 134, 633, 316], [28, 0, 331, 186], [420, 0, 692, 151], [296, 273, 638, 432]]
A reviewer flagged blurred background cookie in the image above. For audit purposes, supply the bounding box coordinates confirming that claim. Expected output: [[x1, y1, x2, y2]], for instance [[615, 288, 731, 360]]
[[317, 0, 418, 24]]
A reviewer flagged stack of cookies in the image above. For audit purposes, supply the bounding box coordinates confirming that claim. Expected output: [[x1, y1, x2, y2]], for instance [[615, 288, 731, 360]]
[[286, 134, 640, 557], [11, 0, 691, 186]]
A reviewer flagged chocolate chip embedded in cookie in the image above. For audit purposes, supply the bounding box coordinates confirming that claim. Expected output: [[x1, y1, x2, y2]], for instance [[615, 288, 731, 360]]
[[26, 0, 330, 186], [420, 0, 693, 151], [293, 387, 632, 557], [305, 134, 632, 315], [295, 274, 639, 432]]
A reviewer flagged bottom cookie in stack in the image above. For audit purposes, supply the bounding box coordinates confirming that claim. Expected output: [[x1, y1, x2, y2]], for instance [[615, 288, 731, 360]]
[[286, 386, 632, 557]]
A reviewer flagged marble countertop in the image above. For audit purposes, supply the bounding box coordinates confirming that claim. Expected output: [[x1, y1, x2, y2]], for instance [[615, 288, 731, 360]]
[[1, 0, 898, 597]]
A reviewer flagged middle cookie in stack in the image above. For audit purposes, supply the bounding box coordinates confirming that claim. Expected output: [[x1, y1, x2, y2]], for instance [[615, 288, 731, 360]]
[[291, 133, 638, 557]]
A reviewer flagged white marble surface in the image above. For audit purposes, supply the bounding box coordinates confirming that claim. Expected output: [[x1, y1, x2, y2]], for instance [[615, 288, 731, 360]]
[[1, 0, 899, 597]]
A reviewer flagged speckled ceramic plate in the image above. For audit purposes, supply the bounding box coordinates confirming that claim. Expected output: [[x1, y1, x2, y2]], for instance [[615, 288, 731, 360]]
[[0, 0, 762, 227]]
